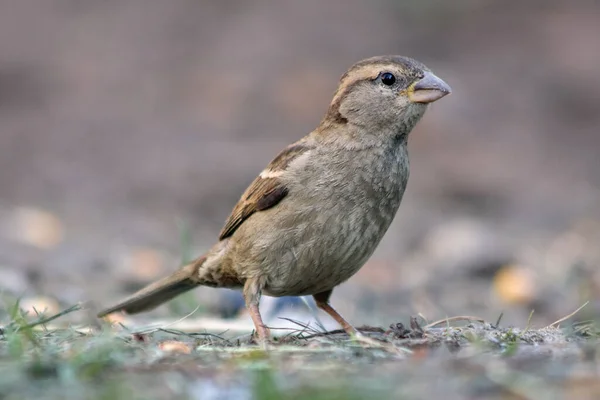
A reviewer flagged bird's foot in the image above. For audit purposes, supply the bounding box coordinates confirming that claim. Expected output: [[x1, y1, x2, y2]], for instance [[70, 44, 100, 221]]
[[346, 329, 382, 347], [252, 324, 272, 350], [347, 329, 409, 356]]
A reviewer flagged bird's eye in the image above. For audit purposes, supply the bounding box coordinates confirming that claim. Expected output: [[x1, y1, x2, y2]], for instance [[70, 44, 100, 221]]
[[380, 72, 396, 86]]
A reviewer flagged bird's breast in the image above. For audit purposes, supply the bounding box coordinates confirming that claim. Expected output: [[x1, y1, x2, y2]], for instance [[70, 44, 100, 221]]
[[261, 143, 410, 296]]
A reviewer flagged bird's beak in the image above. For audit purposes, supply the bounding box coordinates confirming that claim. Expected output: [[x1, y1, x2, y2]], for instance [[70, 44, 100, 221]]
[[407, 71, 451, 104]]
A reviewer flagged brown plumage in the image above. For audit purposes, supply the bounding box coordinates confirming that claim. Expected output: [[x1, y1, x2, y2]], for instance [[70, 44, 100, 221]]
[[97, 55, 451, 343], [219, 143, 313, 240]]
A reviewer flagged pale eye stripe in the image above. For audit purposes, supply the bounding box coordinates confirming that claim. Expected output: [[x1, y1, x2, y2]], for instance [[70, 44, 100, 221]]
[[259, 170, 285, 179], [331, 63, 401, 104], [343, 64, 400, 85]]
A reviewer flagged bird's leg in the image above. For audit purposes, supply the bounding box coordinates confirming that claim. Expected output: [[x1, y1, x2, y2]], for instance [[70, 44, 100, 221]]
[[313, 290, 390, 350], [243, 277, 270, 344], [313, 290, 358, 336]]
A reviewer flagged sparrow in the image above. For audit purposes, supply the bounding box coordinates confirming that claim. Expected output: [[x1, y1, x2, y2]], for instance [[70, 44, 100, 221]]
[[97, 55, 451, 343]]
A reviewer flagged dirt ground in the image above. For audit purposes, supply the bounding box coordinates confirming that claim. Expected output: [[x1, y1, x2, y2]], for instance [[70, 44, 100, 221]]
[[0, 0, 599, 398], [1, 303, 600, 399]]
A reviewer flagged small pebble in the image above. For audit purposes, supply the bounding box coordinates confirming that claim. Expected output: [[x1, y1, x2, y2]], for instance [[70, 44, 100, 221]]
[[159, 340, 192, 354]]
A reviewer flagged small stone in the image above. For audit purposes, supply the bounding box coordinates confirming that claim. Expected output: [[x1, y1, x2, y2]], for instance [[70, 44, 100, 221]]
[[9, 207, 64, 249], [20, 296, 60, 316], [101, 312, 127, 326], [493, 264, 537, 305], [159, 340, 192, 354]]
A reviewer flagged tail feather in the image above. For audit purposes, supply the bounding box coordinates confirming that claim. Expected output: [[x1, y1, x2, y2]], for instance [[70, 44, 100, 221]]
[[97, 258, 204, 318]]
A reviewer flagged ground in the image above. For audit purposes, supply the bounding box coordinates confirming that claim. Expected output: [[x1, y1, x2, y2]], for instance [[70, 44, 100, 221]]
[[1, 301, 599, 399]]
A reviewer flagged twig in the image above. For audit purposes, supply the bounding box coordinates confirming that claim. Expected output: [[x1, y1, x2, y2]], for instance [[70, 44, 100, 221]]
[[277, 317, 321, 336], [494, 312, 504, 328], [158, 328, 234, 346], [523, 309, 535, 333], [22, 303, 83, 330], [424, 315, 486, 329], [133, 305, 201, 334], [297, 326, 385, 340], [273, 320, 315, 340], [543, 301, 589, 329], [159, 305, 202, 330], [300, 328, 347, 340], [31, 307, 46, 331]]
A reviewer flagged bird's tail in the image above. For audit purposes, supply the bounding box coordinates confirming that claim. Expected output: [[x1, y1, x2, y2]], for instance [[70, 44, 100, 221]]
[[97, 256, 205, 318]]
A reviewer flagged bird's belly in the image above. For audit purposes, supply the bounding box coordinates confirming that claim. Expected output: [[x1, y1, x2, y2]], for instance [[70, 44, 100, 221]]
[[263, 248, 368, 297], [260, 197, 400, 297]]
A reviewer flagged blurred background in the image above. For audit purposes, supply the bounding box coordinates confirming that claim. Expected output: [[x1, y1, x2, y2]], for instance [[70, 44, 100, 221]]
[[0, 0, 598, 330]]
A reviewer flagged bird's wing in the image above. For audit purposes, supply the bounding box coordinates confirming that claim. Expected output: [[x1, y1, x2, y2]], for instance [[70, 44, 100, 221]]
[[218, 143, 313, 240]]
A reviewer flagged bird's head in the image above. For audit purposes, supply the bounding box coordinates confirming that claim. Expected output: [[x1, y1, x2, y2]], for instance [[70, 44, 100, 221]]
[[321, 55, 451, 141]]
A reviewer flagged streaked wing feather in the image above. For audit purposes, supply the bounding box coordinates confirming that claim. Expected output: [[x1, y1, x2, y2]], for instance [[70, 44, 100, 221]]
[[218, 143, 312, 240]]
